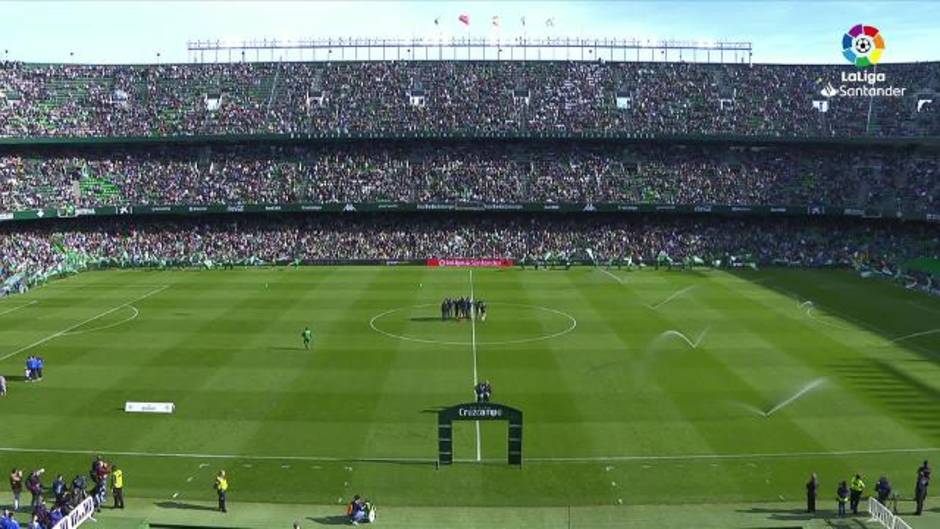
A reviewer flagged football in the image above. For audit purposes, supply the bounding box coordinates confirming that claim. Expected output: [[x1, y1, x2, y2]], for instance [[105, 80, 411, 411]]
[[854, 36, 873, 54]]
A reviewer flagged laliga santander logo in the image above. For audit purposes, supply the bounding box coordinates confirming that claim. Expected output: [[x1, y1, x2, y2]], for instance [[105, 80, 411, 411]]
[[817, 25, 906, 99], [842, 24, 885, 68]]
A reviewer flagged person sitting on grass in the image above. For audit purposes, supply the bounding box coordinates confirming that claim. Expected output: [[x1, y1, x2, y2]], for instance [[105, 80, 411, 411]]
[[347, 495, 366, 525]]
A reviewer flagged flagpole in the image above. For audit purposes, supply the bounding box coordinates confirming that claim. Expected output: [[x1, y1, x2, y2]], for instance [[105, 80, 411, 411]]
[[521, 16, 526, 61]]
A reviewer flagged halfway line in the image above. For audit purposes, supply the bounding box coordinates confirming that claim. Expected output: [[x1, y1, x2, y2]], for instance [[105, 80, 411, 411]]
[[469, 269, 481, 463], [0, 286, 168, 362]]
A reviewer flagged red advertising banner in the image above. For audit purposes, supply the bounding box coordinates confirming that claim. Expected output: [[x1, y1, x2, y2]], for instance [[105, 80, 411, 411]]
[[427, 258, 514, 267]]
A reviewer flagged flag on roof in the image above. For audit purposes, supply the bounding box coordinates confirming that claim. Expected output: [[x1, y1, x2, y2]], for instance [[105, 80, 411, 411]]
[[458, 14, 470, 26], [491, 16, 500, 27], [545, 17, 555, 27]]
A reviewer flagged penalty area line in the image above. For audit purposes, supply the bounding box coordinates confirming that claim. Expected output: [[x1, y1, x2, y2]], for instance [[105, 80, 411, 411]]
[[0, 286, 167, 362], [0, 301, 38, 317]]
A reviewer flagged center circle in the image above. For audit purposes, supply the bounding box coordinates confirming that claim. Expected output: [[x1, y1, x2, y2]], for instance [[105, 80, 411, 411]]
[[369, 302, 577, 346]]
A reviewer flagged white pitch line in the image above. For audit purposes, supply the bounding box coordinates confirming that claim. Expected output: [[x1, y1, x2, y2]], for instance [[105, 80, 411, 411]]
[[0, 286, 167, 362], [648, 285, 695, 310], [891, 328, 940, 343], [0, 446, 432, 463], [0, 300, 38, 317], [460, 447, 940, 463], [62, 306, 139, 337], [469, 269, 481, 463], [803, 306, 853, 331], [792, 297, 935, 354], [523, 447, 940, 462], [0, 445, 936, 464], [599, 269, 626, 284]]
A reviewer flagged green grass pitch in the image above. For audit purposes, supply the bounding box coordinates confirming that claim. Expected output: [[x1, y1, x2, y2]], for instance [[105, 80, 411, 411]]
[[0, 266, 938, 521]]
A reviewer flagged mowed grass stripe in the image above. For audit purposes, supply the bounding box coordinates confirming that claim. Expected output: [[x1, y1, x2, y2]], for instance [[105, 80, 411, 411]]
[[481, 270, 596, 459], [333, 267, 448, 460], [604, 271, 780, 499], [560, 270, 725, 455], [725, 270, 940, 443], [1, 267, 939, 508], [681, 273, 920, 460], [0, 273, 173, 355], [129, 270, 340, 457]]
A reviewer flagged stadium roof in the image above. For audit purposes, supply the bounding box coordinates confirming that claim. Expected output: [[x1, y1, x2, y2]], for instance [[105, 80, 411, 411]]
[[1, 1, 939, 65]]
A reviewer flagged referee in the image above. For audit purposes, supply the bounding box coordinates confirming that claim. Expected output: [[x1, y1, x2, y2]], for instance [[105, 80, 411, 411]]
[[214, 470, 228, 513]]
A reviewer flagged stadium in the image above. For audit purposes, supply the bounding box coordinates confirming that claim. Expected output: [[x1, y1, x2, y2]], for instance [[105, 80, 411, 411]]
[[0, 2, 938, 529]]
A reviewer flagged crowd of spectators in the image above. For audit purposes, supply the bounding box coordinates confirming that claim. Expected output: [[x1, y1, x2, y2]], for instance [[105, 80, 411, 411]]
[[1, 60, 937, 139], [2, 458, 120, 529], [1, 143, 938, 212], [1, 214, 936, 285]]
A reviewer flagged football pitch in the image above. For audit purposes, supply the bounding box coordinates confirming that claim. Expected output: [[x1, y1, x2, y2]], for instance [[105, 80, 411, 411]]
[[1, 266, 939, 525]]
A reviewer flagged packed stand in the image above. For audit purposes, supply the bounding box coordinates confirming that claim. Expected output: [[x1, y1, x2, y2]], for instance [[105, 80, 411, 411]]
[[1, 61, 937, 139], [1, 143, 938, 212], [0, 214, 936, 282]]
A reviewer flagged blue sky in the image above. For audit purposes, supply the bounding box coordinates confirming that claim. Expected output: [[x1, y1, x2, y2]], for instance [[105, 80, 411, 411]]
[[0, 1, 937, 64]]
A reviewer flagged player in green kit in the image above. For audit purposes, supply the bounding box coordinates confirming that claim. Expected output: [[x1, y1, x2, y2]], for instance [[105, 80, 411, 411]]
[[301, 326, 314, 350]]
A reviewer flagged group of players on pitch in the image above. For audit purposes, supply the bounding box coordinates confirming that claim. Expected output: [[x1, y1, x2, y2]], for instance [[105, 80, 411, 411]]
[[440, 297, 486, 321], [0, 357, 47, 397]]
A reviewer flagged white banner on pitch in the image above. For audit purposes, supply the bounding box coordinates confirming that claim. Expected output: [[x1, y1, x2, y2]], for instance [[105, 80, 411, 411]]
[[52, 496, 95, 529], [124, 401, 175, 414]]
